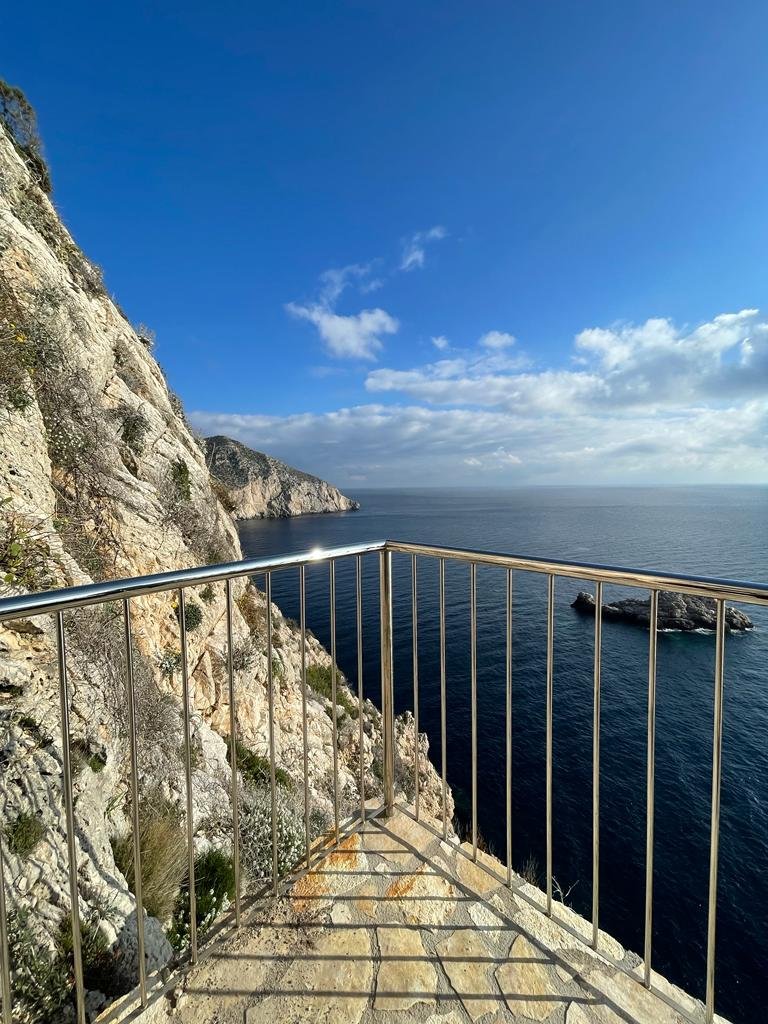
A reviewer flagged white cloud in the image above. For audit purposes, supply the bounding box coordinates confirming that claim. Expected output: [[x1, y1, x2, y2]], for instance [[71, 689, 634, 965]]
[[366, 309, 767, 412], [431, 335, 450, 350], [286, 302, 399, 360], [194, 308, 768, 486], [318, 263, 372, 304], [400, 225, 448, 271], [189, 395, 768, 487], [479, 330, 516, 350]]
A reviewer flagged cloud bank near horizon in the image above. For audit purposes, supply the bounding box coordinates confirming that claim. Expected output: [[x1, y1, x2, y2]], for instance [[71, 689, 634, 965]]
[[191, 308, 768, 487]]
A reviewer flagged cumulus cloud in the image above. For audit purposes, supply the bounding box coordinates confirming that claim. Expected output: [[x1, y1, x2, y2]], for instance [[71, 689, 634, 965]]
[[287, 259, 399, 360], [193, 308, 768, 486], [286, 302, 398, 360], [479, 330, 516, 350], [366, 309, 767, 411], [432, 335, 450, 350], [400, 226, 448, 271]]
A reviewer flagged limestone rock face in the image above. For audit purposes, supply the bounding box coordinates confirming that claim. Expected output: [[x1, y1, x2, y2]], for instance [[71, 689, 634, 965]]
[[0, 120, 444, 1014], [571, 590, 752, 632], [204, 435, 359, 520]]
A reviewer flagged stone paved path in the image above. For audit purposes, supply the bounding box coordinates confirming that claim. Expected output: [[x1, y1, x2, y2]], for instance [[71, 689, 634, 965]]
[[160, 809, 723, 1024]]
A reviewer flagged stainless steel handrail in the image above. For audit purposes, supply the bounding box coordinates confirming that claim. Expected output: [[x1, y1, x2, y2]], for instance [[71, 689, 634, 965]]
[[0, 541, 388, 622], [2, 537, 766, 624], [387, 540, 768, 605]]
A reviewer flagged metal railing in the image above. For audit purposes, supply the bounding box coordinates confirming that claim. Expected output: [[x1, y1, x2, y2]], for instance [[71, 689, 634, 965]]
[[0, 538, 766, 1024]]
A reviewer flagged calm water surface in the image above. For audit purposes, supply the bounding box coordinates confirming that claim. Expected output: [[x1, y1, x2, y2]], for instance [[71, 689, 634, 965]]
[[239, 487, 768, 1023]]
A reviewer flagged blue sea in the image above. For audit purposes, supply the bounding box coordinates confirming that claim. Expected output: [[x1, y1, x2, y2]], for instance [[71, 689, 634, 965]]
[[239, 486, 768, 1023]]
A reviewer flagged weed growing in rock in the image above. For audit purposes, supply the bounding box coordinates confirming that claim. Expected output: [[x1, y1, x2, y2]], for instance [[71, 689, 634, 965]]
[[120, 407, 150, 454], [18, 715, 52, 746], [70, 738, 107, 775], [111, 798, 188, 923], [5, 910, 70, 1023], [171, 459, 192, 502], [0, 501, 54, 589], [176, 598, 203, 632], [57, 910, 127, 999], [158, 647, 183, 679], [0, 79, 51, 192], [167, 848, 235, 950], [236, 589, 265, 635], [231, 637, 257, 673], [228, 737, 293, 790], [306, 663, 359, 719], [5, 811, 45, 857]]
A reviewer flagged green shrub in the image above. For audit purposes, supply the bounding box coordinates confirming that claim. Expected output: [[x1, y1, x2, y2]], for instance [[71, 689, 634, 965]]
[[306, 663, 359, 719], [228, 737, 292, 790], [70, 738, 106, 775], [200, 583, 215, 604], [6, 811, 45, 857], [111, 801, 188, 922], [236, 589, 265, 635], [171, 459, 192, 502], [0, 500, 54, 589], [5, 910, 70, 1023], [0, 79, 51, 193], [158, 647, 182, 678], [135, 323, 155, 349], [239, 786, 305, 882], [231, 637, 257, 673], [57, 911, 126, 998], [168, 848, 235, 950], [18, 715, 51, 746], [176, 598, 203, 632], [121, 408, 150, 454]]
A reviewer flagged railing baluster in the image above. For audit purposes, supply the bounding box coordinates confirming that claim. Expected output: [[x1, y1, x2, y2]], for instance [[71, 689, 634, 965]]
[[225, 580, 241, 924], [644, 588, 659, 986], [0, 832, 13, 1024], [56, 611, 86, 1024], [470, 562, 478, 861], [705, 599, 726, 1023], [266, 573, 279, 893], [412, 554, 420, 820], [330, 561, 340, 845], [439, 557, 448, 839], [545, 574, 555, 916], [177, 589, 197, 963], [122, 599, 147, 1003], [356, 555, 365, 824], [299, 566, 311, 867], [506, 567, 513, 886], [379, 550, 395, 816], [592, 580, 603, 950]]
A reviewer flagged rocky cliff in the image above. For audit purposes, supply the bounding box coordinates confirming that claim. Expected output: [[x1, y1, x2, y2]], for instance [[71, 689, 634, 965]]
[[204, 435, 359, 520], [0, 110, 449, 1023]]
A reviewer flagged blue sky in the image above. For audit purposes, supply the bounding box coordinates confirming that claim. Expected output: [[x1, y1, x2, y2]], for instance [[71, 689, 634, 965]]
[[3, 1, 768, 486]]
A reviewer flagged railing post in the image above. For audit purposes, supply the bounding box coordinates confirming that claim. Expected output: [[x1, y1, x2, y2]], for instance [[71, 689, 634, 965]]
[[0, 832, 12, 1024], [380, 548, 395, 816]]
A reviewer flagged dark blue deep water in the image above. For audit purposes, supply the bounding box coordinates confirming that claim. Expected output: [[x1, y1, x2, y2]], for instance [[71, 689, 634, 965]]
[[239, 487, 768, 1023]]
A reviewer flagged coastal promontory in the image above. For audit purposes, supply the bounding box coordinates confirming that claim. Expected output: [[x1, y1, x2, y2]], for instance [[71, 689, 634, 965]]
[[205, 435, 359, 520]]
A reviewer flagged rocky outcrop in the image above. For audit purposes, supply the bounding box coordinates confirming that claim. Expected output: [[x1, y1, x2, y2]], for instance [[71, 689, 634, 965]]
[[0, 114, 446, 1021], [205, 435, 359, 520], [571, 590, 753, 632]]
